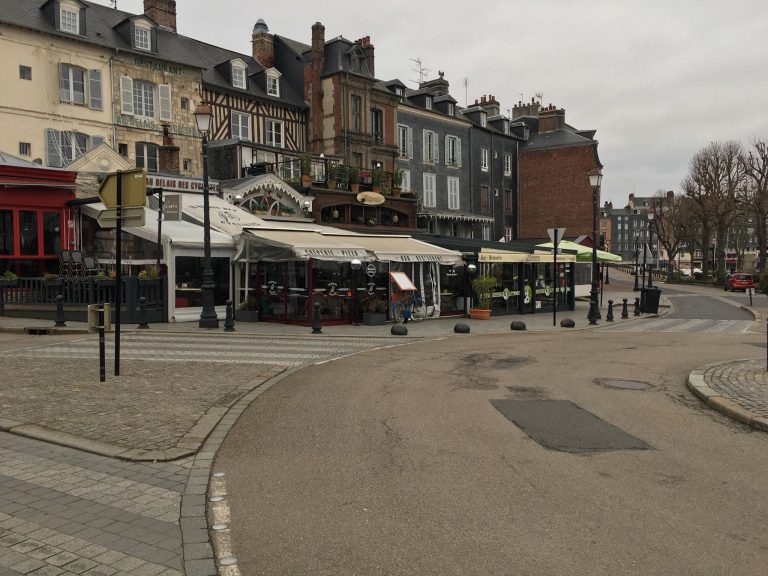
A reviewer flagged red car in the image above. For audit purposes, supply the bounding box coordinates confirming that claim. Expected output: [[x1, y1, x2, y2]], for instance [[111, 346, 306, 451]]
[[724, 273, 754, 291]]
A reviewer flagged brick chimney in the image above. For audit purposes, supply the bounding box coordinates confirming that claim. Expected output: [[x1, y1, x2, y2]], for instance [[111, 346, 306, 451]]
[[538, 104, 566, 133], [144, 0, 177, 32], [158, 125, 180, 175], [355, 36, 375, 77], [311, 22, 325, 72], [305, 22, 326, 153], [251, 19, 274, 68], [512, 97, 541, 119], [476, 94, 500, 117]]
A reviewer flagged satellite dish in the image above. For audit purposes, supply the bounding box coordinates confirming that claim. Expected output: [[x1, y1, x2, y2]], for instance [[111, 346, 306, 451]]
[[356, 191, 385, 205]]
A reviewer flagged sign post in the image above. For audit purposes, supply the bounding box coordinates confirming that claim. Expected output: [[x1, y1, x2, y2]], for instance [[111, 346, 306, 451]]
[[547, 227, 566, 327]]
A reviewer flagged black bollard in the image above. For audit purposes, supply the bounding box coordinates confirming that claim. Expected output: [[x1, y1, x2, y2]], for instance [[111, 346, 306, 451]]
[[621, 298, 629, 319], [224, 299, 235, 332], [634, 297, 641, 316], [54, 294, 66, 327], [312, 301, 322, 334], [136, 296, 150, 329], [606, 299, 614, 322]]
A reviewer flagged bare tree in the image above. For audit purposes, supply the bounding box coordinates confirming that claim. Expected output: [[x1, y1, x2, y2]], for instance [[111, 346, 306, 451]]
[[681, 141, 743, 279], [738, 139, 768, 273], [650, 190, 686, 277]]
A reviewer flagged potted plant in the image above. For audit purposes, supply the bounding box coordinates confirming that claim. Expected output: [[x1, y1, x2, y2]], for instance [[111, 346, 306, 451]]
[[43, 272, 63, 287], [300, 155, 312, 188], [348, 165, 360, 193], [327, 162, 338, 190], [469, 275, 497, 320], [361, 295, 388, 325], [371, 166, 384, 192], [391, 168, 404, 197], [0, 270, 18, 287], [237, 296, 259, 322]]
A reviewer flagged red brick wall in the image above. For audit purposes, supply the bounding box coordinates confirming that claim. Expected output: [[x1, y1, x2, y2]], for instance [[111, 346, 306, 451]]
[[518, 145, 600, 239]]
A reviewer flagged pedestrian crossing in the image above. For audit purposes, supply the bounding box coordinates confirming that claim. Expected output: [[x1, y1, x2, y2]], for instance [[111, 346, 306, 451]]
[[597, 317, 756, 334], [0, 333, 407, 367]]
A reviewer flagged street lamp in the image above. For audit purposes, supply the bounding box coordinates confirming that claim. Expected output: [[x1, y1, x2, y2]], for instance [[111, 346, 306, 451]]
[[647, 213, 655, 289], [587, 168, 602, 324], [194, 102, 219, 329], [633, 230, 640, 291]]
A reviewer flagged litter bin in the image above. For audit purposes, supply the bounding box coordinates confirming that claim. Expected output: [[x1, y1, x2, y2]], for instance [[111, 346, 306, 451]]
[[641, 287, 661, 314]]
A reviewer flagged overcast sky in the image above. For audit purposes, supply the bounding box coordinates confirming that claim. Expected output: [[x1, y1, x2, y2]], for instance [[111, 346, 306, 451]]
[[112, 0, 768, 207]]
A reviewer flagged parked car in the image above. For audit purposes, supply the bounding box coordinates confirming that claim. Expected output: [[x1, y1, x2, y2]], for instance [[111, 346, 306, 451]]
[[724, 273, 754, 291]]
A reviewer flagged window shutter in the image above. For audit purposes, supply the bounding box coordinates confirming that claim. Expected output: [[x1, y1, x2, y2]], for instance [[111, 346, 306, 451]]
[[422, 130, 429, 162], [120, 76, 134, 115], [79, 9, 86, 36], [432, 134, 439, 164], [89, 69, 102, 110], [159, 84, 172, 121], [58, 64, 69, 102], [407, 127, 413, 159], [150, 27, 157, 52], [445, 135, 450, 165], [456, 138, 462, 167], [45, 129, 62, 167]]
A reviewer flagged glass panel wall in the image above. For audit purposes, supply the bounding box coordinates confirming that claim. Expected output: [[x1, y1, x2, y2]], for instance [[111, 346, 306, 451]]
[[312, 260, 352, 320], [0, 210, 14, 256]]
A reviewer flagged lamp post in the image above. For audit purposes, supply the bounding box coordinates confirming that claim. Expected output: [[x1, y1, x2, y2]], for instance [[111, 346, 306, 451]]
[[633, 231, 640, 291], [587, 168, 602, 324], [194, 102, 219, 329], [647, 213, 655, 289]]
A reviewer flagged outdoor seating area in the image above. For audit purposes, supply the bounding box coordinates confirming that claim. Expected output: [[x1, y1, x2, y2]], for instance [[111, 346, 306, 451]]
[[59, 250, 102, 277]]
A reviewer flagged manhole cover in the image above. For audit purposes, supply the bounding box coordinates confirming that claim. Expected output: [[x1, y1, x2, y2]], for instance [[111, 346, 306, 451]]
[[603, 379, 652, 390]]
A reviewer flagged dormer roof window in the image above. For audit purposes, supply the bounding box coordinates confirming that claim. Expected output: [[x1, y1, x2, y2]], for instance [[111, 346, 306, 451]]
[[425, 96, 433, 110], [60, 6, 79, 34], [446, 102, 454, 116], [395, 87, 404, 97], [231, 60, 247, 89], [480, 112, 487, 127], [266, 68, 281, 97], [134, 24, 152, 51]]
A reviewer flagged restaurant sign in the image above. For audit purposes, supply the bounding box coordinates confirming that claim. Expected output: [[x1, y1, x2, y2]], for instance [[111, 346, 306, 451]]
[[146, 175, 220, 194]]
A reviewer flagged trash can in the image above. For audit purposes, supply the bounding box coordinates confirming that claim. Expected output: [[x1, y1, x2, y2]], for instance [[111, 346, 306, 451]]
[[640, 287, 661, 314]]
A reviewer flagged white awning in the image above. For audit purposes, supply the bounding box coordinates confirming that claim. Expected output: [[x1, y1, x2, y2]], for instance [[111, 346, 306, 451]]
[[479, 248, 576, 263], [325, 234, 463, 265], [242, 229, 372, 262], [179, 192, 266, 236]]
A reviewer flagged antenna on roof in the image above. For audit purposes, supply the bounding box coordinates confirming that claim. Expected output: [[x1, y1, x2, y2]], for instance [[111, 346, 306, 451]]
[[409, 57, 430, 87], [464, 77, 469, 107], [110, 0, 117, 8], [534, 91, 544, 103]]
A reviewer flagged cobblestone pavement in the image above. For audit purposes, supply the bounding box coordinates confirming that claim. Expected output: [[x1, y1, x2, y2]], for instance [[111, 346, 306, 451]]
[[702, 358, 768, 419]]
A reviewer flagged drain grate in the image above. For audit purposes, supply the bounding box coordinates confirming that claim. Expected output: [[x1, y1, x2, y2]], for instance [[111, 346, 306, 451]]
[[491, 399, 651, 452], [24, 327, 52, 335]]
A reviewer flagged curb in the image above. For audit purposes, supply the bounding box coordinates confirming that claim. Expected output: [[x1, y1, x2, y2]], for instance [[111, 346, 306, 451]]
[[687, 368, 768, 432]]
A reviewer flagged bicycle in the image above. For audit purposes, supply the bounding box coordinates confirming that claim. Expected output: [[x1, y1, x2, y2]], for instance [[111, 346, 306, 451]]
[[392, 290, 427, 323]]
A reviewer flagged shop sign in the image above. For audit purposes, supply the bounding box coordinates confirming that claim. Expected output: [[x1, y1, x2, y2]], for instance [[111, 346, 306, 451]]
[[300, 248, 368, 259], [366, 263, 377, 278], [146, 174, 221, 194], [164, 195, 181, 221]]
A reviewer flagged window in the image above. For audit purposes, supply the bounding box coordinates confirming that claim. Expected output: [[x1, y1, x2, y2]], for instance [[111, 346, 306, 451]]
[[447, 176, 460, 210], [133, 80, 155, 118], [480, 113, 487, 127], [481, 185, 490, 212], [266, 70, 280, 96], [422, 130, 438, 163], [397, 124, 412, 158], [118, 143, 128, 157], [446, 102, 454, 116], [183, 158, 192, 171], [504, 227, 512, 242], [371, 109, 382, 142], [45, 129, 101, 167], [394, 87, 404, 97], [482, 224, 491, 241], [0, 210, 13, 256], [135, 142, 159, 173], [445, 135, 461, 166], [351, 95, 362, 132], [232, 64, 246, 89], [401, 169, 411, 193], [504, 189, 512, 214], [423, 173, 436, 207], [351, 56, 361, 72], [181, 97, 190, 111], [134, 26, 151, 51], [59, 65, 85, 105], [503, 121, 510, 135], [19, 65, 31, 80], [19, 143, 31, 156], [231, 111, 251, 140], [60, 7, 79, 34], [504, 153, 512, 176], [20, 211, 38, 255], [265, 119, 283, 148], [481, 148, 489, 171], [425, 96, 433, 110]]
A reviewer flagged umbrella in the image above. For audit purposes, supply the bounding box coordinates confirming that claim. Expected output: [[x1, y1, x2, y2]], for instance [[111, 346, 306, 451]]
[[536, 240, 622, 263]]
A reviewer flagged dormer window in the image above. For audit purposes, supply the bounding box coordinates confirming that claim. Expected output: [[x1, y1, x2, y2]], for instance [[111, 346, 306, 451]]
[[394, 87, 404, 97], [503, 120, 509, 134], [446, 102, 454, 116], [480, 112, 487, 127], [266, 69, 281, 97], [60, 6, 79, 34], [231, 62, 246, 89], [425, 96, 433, 110], [351, 57, 361, 72], [134, 25, 151, 51]]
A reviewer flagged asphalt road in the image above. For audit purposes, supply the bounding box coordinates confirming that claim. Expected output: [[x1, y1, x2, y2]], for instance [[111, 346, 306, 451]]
[[214, 329, 768, 576]]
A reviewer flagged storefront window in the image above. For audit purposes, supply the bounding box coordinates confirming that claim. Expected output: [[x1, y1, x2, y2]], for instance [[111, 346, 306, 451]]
[[19, 211, 38, 256], [488, 263, 521, 315], [0, 210, 13, 256], [438, 265, 466, 314], [260, 262, 286, 320], [313, 260, 352, 320], [174, 256, 230, 308], [286, 262, 308, 321], [43, 212, 61, 255]]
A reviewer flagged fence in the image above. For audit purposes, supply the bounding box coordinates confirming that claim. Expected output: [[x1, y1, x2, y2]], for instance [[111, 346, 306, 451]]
[[0, 277, 167, 323]]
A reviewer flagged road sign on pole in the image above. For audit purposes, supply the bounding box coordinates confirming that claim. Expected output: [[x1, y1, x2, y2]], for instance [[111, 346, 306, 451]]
[[96, 207, 145, 228], [547, 227, 566, 245], [547, 227, 565, 327], [98, 169, 147, 209]]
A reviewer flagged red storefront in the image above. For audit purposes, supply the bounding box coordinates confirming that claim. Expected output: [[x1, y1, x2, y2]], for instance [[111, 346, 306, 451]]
[[0, 154, 77, 277]]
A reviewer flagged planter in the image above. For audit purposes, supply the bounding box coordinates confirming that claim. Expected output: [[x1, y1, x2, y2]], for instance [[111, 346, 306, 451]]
[[236, 310, 259, 322], [301, 175, 312, 188], [328, 179, 337, 190], [362, 312, 387, 326], [0, 280, 18, 288], [392, 187, 401, 197], [351, 184, 360, 193], [469, 308, 491, 320]]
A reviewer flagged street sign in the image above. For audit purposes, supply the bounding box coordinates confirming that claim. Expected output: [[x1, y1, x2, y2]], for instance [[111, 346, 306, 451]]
[[547, 227, 566, 245], [96, 207, 146, 228], [98, 169, 147, 209]]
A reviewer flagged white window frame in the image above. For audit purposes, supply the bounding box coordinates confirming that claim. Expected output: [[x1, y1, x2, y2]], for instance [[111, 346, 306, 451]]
[[422, 130, 438, 164], [59, 64, 85, 105], [135, 141, 159, 173], [266, 70, 280, 96], [120, 76, 134, 115], [504, 227, 512, 242], [232, 64, 246, 89], [46, 129, 98, 168], [423, 173, 436, 208], [447, 176, 460, 210], [445, 135, 461, 166], [134, 26, 151, 51], [482, 224, 491, 241], [158, 84, 171, 122], [481, 148, 489, 172], [401, 169, 411, 193], [447, 102, 454, 116], [231, 111, 251, 140], [425, 96, 433, 110], [480, 113, 487, 128], [133, 80, 155, 119], [504, 153, 512, 176], [397, 124, 412, 158], [265, 119, 284, 148], [60, 7, 79, 34]]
